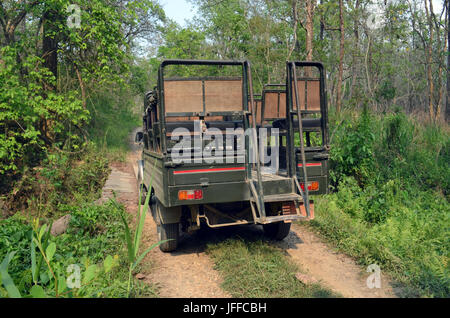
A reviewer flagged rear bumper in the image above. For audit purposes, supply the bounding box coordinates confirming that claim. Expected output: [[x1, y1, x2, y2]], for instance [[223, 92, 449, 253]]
[[166, 181, 250, 207], [164, 177, 296, 207]]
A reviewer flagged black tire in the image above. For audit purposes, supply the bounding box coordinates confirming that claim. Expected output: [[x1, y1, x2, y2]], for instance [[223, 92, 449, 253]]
[[137, 160, 146, 205], [138, 184, 147, 205], [157, 223, 179, 252], [263, 222, 291, 240], [149, 194, 157, 221]]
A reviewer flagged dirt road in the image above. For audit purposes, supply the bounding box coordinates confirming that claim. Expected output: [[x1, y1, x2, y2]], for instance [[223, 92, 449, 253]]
[[98, 134, 398, 298], [278, 225, 398, 297]]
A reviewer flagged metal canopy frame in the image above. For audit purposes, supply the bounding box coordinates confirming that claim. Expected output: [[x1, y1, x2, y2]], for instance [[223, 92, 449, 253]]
[[157, 59, 251, 156], [286, 61, 329, 218]]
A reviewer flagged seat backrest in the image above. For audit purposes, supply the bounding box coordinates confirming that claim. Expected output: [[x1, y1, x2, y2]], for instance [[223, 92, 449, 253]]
[[164, 78, 243, 115], [263, 91, 287, 120], [291, 79, 321, 111]]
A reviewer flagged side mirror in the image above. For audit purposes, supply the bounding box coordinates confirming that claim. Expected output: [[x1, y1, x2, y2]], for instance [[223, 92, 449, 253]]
[[135, 131, 144, 144]]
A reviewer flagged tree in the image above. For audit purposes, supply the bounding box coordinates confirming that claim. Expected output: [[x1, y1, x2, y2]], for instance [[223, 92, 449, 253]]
[[336, 0, 345, 113], [447, 0, 449, 121], [0, 0, 165, 179]]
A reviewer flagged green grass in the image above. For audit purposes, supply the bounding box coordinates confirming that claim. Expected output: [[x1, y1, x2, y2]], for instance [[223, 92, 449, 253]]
[[207, 238, 339, 298]]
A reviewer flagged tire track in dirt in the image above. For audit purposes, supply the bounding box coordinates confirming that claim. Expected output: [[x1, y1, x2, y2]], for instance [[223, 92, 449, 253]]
[[275, 224, 399, 298]]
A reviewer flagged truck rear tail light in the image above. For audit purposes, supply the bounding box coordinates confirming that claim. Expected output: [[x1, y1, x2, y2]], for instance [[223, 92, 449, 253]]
[[300, 181, 319, 192], [178, 190, 203, 201]]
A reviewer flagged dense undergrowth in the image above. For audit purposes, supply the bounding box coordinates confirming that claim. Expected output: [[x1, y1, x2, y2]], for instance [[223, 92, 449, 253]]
[[0, 200, 154, 298], [86, 88, 141, 162], [310, 107, 449, 298], [2, 144, 110, 218], [0, 82, 149, 298]]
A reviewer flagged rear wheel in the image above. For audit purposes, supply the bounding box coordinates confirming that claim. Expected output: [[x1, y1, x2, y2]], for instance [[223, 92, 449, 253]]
[[156, 201, 179, 252], [263, 222, 291, 240], [157, 223, 179, 252]]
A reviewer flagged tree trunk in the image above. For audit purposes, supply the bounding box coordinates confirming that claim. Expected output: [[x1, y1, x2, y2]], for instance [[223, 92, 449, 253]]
[[349, 0, 360, 100], [42, 9, 59, 90], [305, 0, 316, 77], [319, 0, 324, 41], [447, 0, 450, 122], [287, 0, 298, 60], [75, 65, 87, 110], [336, 0, 345, 113], [305, 0, 315, 61], [425, 0, 435, 121]]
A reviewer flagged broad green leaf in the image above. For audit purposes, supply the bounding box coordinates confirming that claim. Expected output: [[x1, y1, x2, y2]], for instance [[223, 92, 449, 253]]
[[38, 224, 47, 241], [1, 270, 21, 298], [40, 272, 49, 285], [31, 238, 37, 283], [58, 276, 67, 295], [30, 285, 46, 298], [103, 255, 114, 273], [83, 265, 98, 284], [46, 243, 56, 262], [0, 251, 15, 272], [0, 252, 21, 299]]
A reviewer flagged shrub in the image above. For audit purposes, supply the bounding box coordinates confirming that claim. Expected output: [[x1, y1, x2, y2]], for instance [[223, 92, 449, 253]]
[[330, 107, 376, 187], [0, 46, 88, 182]]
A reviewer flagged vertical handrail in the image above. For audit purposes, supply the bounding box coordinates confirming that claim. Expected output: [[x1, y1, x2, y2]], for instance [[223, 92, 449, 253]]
[[246, 61, 266, 221], [291, 62, 311, 218]]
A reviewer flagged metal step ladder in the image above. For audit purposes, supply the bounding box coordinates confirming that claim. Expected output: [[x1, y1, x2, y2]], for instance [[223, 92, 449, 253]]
[[289, 62, 312, 219], [245, 61, 310, 225]]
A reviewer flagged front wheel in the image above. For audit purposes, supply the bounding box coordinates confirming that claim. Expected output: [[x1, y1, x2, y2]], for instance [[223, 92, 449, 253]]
[[263, 222, 291, 240]]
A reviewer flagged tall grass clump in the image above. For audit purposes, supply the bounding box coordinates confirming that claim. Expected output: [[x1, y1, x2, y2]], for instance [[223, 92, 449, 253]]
[[117, 159, 163, 297]]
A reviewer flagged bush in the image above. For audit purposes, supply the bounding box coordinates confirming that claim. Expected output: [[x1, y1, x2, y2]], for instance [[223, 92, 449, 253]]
[[0, 46, 89, 183], [330, 107, 376, 187], [0, 200, 154, 298], [4, 143, 110, 217]]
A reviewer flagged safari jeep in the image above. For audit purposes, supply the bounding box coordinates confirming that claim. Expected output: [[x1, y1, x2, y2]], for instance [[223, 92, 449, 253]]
[[135, 60, 329, 252]]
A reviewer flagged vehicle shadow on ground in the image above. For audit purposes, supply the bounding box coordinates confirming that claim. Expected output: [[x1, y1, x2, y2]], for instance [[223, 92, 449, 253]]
[[171, 223, 304, 257]]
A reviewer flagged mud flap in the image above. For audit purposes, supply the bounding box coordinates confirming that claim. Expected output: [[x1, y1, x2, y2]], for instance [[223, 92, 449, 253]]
[[299, 201, 315, 220], [156, 202, 182, 225]]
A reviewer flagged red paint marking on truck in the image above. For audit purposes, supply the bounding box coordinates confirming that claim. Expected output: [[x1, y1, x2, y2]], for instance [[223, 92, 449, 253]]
[[174, 167, 246, 175], [298, 163, 322, 167]]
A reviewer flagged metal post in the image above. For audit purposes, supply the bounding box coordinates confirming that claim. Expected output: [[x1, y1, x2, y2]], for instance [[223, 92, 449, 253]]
[[291, 62, 311, 218]]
